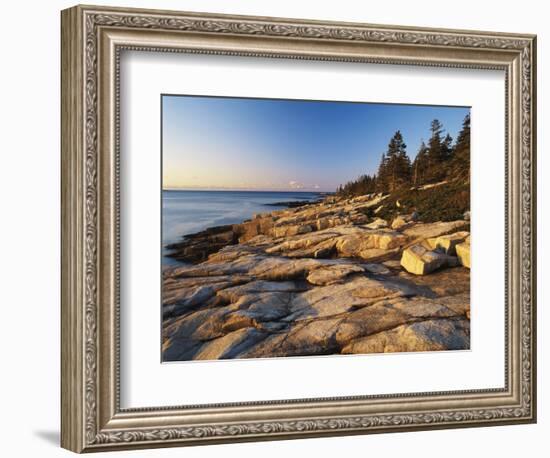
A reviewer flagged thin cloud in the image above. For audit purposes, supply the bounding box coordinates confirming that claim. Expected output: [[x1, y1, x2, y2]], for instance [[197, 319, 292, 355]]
[[288, 181, 304, 189]]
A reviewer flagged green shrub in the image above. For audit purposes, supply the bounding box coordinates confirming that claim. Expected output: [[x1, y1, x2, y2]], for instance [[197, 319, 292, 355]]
[[374, 180, 470, 223]]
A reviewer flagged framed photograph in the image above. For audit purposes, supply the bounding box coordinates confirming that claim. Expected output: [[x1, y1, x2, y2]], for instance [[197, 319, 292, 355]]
[[61, 4, 537, 453]]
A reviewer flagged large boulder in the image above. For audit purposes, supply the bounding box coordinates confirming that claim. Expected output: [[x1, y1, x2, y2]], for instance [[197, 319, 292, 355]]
[[427, 231, 470, 255], [400, 244, 454, 275], [456, 239, 471, 268]]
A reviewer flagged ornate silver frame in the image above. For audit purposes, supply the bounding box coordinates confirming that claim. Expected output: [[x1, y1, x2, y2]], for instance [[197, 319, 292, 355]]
[[61, 4, 537, 453]]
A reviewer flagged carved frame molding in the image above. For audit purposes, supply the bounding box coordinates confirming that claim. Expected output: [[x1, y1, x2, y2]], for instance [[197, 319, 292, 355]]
[[61, 5, 536, 452]]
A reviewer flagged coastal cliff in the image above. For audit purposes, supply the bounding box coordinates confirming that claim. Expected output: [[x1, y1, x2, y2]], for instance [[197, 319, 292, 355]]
[[162, 185, 471, 361]]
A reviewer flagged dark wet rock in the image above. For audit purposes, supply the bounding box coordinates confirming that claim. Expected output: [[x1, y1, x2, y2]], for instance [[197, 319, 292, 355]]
[[382, 259, 403, 270], [264, 199, 322, 208], [362, 263, 391, 275], [165, 224, 238, 263]]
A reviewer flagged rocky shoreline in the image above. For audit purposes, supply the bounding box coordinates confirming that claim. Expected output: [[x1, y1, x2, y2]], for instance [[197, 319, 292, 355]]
[[163, 191, 471, 361]]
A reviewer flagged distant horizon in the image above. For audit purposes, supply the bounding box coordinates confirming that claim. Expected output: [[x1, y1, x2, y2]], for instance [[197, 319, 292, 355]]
[[162, 95, 470, 192], [162, 187, 331, 193]]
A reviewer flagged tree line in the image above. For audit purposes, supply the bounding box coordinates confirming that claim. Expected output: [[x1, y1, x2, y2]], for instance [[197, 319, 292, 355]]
[[336, 114, 470, 197]]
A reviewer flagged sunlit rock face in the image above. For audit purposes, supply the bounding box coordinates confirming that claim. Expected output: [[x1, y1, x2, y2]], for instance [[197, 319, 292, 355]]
[[163, 193, 470, 361]]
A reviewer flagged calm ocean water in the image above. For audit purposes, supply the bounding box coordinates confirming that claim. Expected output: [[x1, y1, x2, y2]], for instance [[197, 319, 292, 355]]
[[162, 190, 321, 265]]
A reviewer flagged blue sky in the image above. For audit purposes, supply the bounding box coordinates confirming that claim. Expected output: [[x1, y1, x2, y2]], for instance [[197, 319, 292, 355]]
[[162, 95, 469, 192]]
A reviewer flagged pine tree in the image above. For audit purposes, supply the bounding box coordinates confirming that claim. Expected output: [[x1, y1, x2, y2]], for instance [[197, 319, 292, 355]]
[[449, 114, 470, 181], [336, 174, 377, 197], [412, 140, 429, 186], [336, 114, 470, 198], [425, 119, 447, 183], [376, 152, 389, 192], [427, 119, 444, 162], [384, 131, 411, 192], [442, 133, 454, 161]]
